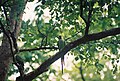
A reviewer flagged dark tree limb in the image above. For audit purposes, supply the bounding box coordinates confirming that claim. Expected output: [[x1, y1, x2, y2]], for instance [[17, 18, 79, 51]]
[[79, 0, 94, 36], [0, 21, 25, 79], [0, 0, 27, 80], [2, 5, 9, 22], [19, 46, 58, 52], [85, 2, 94, 36], [79, 0, 87, 24], [16, 27, 120, 81], [0, 21, 14, 57], [1, 4, 18, 53]]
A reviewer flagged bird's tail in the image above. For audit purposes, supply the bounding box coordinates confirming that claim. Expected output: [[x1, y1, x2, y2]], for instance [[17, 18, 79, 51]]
[[61, 59, 64, 74]]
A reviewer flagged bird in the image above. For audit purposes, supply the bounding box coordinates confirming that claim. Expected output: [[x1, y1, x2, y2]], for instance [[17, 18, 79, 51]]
[[58, 36, 65, 74]]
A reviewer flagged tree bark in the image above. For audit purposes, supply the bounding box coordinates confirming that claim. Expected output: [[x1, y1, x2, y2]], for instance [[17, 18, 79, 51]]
[[0, 0, 27, 81]]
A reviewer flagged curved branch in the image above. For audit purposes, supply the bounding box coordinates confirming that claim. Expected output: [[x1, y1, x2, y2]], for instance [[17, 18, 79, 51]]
[[73, 61, 86, 81], [79, 64, 86, 81], [0, 20, 24, 79], [16, 27, 120, 81]]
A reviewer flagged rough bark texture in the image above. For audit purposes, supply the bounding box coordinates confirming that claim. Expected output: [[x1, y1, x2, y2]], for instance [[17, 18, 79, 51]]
[[0, 0, 26, 81]]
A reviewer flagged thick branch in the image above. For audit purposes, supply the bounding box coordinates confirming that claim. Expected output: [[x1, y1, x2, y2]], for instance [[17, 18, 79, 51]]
[[17, 27, 120, 81], [19, 46, 58, 52]]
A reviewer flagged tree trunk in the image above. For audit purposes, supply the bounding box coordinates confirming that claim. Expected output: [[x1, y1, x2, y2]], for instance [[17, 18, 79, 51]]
[[0, 0, 27, 81]]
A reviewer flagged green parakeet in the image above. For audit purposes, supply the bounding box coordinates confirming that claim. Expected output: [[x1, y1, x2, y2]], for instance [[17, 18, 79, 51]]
[[58, 36, 65, 74]]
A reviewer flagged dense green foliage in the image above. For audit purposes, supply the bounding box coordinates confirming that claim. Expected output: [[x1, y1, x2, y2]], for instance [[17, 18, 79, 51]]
[[0, 0, 120, 81]]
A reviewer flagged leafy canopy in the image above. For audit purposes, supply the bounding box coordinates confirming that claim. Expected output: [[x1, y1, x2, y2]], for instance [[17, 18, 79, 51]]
[[0, 0, 120, 81]]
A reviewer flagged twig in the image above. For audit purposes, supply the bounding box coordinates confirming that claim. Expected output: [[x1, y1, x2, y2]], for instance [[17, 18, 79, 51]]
[[79, 64, 86, 81], [73, 61, 86, 81], [37, 26, 47, 46], [37, 28, 46, 37], [65, 27, 85, 41], [19, 46, 58, 52], [72, 61, 79, 68]]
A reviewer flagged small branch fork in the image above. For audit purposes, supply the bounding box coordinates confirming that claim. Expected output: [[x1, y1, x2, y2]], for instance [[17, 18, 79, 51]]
[[37, 26, 47, 47], [79, 0, 87, 25], [79, 0, 94, 36]]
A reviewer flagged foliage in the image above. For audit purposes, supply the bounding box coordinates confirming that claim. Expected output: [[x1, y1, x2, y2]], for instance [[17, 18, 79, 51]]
[[0, 0, 120, 81]]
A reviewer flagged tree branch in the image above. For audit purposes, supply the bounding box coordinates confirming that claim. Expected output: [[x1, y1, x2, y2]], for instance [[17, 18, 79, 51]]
[[85, 3, 94, 36], [0, 20, 25, 79], [2, 5, 9, 23], [19, 46, 58, 52], [72, 61, 86, 81], [79, 0, 87, 24], [79, 64, 86, 81], [16, 27, 120, 81], [0, 21, 14, 57]]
